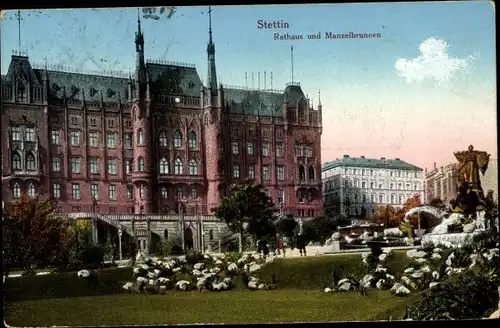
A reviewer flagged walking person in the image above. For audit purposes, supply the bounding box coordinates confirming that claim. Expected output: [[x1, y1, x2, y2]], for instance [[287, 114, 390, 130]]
[[297, 233, 307, 257], [262, 239, 270, 260], [276, 234, 286, 257]]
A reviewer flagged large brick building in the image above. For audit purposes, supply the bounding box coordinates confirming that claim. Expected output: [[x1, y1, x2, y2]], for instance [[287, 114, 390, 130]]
[[1, 13, 323, 219]]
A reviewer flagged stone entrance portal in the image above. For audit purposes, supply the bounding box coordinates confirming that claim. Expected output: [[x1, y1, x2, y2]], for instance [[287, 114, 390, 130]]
[[184, 227, 194, 251]]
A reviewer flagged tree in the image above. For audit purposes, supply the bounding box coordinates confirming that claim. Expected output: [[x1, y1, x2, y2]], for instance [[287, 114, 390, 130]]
[[275, 214, 298, 239], [3, 193, 71, 271], [394, 194, 423, 228], [300, 215, 351, 245], [371, 205, 398, 227], [212, 182, 277, 250]]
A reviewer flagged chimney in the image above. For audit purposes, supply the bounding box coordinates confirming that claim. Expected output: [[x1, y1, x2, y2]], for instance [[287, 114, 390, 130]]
[[434, 162, 437, 170], [360, 156, 365, 159], [343, 155, 349, 158], [380, 157, 386, 160], [395, 158, 400, 160]]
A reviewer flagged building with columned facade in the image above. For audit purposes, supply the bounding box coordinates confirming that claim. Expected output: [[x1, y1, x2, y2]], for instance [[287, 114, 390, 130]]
[[423, 162, 459, 205], [1, 10, 323, 252], [322, 155, 424, 219]]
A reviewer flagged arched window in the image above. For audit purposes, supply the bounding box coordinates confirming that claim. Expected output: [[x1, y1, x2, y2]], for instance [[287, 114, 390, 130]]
[[12, 182, 21, 198], [174, 130, 182, 148], [189, 159, 198, 175], [308, 166, 315, 180], [27, 182, 35, 198], [191, 188, 197, 200], [159, 157, 169, 174], [159, 131, 168, 148], [164, 229, 169, 239], [26, 153, 36, 170], [137, 129, 144, 146], [139, 184, 147, 199], [137, 157, 144, 172], [176, 187, 183, 199], [209, 229, 214, 241], [174, 158, 183, 175], [188, 131, 197, 149], [160, 186, 168, 199], [12, 152, 21, 170], [298, 165, 305, 181], [297, 189, 304, 202]]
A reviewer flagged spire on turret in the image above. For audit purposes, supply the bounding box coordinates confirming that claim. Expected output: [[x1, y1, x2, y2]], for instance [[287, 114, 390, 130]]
[[134, 8, 146, 100], [318, 90, 322, 107], [206, 6, 217, 97], [317, 90, 322, 125]]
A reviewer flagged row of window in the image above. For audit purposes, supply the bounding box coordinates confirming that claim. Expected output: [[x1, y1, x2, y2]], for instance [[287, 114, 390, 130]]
[[10, 126, 36, 142], [344, 168, 420, 178], [344, 179, 421, 190], [51, 156, 200, 176], [294, 144, 314, 158], [231, 164, 285, 181], [231, 141, 284, 157], [343, 193, 416, 204], [11, 152, 37, 170], [68, 115, 132, 129], [50, 129, 198, 149]]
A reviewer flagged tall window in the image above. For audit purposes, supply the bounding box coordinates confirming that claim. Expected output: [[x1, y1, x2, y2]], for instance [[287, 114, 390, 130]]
[[10, 126, 21, 141], [174, 131, 182, 148], [25, 127, 35, 142], [70, 131, 80, 146], [108, 185, 117, 200], [90, 184, 99, 200], [246, 142, 254, 155], [262, 166, 270, 180], [126, 185, 133, 200], [139, 184, 147, 200], [371, 194, 375, 203], [191, 188, 197, 200], [305, 146, 313, 157], [174, 158, 183, 175], [137, 157, 144, 172], [27, 182, 35, 198], [277, 189, 284, 203], [390, 194, 395, 203], [189, 159, 198, 175], [160, 186, 168, 199], [159, 157, 169, 174], [231, 141, 239, 155], [71, 157, 81, 173], [89, 158, 99, 174], [53, 183, 61, 199], [12, 182, 21, 198], [276, 143, 284, 157], [125, 159, 132, 175], [88, 132, 98, 147], [52, 156, 61, 172], [398, 195, 403, 204], [51, 130, 60, 145], [72, 184, 80, 200], [378, 194, 383, 203], [262, 142, 270, 156], [308, 166, 315, 180], [188, 131, 197, 150], [159, 131, 168, 148], [176, 187, 183, 199], [12, 152, 21, 170], [137, 129, 144, 146], [25, 153, 36, 170], [233, 165, 240, 178], [248, 165, 255, 179], [107, 159, 117, 175], [277, 166, 285, 181], [124, 133, 133, 149], [106, 132, 116, 148]]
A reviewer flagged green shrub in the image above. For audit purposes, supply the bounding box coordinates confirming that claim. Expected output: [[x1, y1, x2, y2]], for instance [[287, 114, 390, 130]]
[[185, 249, 204, 264], [406, 270, 499, 320]]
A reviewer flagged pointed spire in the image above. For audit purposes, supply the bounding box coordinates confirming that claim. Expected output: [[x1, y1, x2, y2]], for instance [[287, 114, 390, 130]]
[[137, 8, 141, 34], [318, 90, 322, 107], [206, 6, 217, 97]]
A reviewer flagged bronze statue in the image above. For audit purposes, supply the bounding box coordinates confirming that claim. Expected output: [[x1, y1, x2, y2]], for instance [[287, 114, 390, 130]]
[[453, 145, 490, 192], [452, 145, 491, 215]]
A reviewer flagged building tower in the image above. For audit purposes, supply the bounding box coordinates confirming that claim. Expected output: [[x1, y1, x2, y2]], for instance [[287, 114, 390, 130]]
[[131, 12, 153, 214], [202, 7, 224, 212]]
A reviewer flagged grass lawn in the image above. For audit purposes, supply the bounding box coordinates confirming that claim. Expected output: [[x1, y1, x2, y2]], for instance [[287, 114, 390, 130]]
[[5, 290, 410, 325]]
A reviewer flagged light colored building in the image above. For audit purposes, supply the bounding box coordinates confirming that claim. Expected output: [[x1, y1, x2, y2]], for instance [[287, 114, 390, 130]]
[[322, 155, 424, 219], [424, 163, 459, 204], [481, 157, 498, 203]]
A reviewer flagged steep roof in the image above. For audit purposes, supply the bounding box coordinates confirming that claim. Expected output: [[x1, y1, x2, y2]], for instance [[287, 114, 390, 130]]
[[224, 88, 284, 117], [146, 63, 202, 98], [322, 156, 423, 172]]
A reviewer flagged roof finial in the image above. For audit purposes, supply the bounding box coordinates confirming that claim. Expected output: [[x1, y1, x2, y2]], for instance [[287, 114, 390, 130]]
[[208, 6, 213, 44], [318, 89, 322, 106], [137, 8, 141, 29]]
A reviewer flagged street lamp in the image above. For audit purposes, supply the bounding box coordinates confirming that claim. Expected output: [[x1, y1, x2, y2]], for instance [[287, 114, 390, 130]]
[[92, 197, 98, 244], [118, 227, 123, 261]]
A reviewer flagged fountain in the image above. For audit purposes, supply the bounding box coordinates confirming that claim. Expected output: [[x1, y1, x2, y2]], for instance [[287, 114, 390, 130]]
[[405, 145, 496, 247]]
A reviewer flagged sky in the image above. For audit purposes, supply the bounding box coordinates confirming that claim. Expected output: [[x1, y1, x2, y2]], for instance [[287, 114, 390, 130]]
[[0, 1, 496, 171]]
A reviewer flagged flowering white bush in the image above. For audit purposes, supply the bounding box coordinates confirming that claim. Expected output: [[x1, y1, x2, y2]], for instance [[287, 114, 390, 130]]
[[77, 269, 91, 279], [123, 252, 276, 294]]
